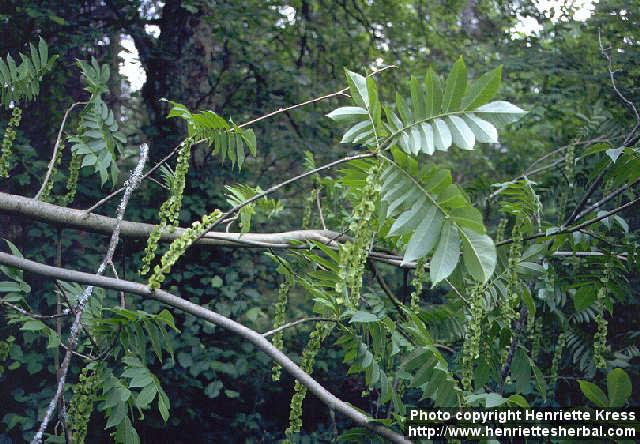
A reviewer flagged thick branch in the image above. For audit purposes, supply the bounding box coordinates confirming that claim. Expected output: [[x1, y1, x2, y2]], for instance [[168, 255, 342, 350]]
[[0, 252, 408, 444], [1, 190, 344, 247], [0, 191, 406, 268]]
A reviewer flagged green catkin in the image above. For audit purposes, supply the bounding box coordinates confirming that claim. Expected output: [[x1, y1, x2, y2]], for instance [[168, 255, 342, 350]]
[[140, 139, 193, 275], [67, 366, 101, 444], [409, 258, 427, 310], [0, 105, 22, 178], [285, 322, 332, 440], [147, 208, 222, 289], [0, 340, 9, 376], [271, 276, 292, 381], [594, 261, 612, 369], [461, 285, 484, 391], [59, 150, 82, 206], [550, 332, 566, 388], [336, 162, 381, 306], [495, 218, 507, 243], [501, 222, 522, 325]]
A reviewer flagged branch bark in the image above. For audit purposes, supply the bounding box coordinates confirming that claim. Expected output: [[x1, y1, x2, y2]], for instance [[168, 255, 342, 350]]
[[0, 252, 409, 444]]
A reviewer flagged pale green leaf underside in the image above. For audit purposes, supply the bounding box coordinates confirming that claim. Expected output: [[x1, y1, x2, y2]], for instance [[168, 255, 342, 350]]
[[430, 220, 460, 284]]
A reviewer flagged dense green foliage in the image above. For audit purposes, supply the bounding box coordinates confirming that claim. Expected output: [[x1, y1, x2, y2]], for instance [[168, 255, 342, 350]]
[[1, 1, 639, 443]]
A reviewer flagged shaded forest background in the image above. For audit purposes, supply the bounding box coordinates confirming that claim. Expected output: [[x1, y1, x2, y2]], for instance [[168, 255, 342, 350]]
[[1, 0, 638, 442]]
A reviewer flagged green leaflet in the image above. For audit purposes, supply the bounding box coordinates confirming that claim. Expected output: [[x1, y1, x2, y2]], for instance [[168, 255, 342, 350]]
[[326, 106, 368, 121], [461, 228, 497, 283], [402, 205, 443, 264], [474, 101, 526, 126], [462, 65, 502, 110], [441, 56, 467, 112], [430, 220, 460, 284], [331, 69, 384, 148], [578, 380, 609, 408], [424, 67, 442, 117], [345, 69, 369, 108], [607, 368, 632, 407], [402, 345, 461, 407]]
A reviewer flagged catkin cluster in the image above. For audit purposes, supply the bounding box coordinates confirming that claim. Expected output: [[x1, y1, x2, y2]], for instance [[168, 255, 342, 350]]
[[336, 161, 381, 306], [550, 332, 566, 388], [271, 276, 292, 381], [461, 285, 484, 391], [0, 106, 22, 178], [495, 218, 507, 244], [59, 150, 82, 206], [67, 366, 101, 444], [594, 261, 612, 369], [148, 208, 222, 289], [409, 258, 426, 310], [285, 322, 332, 439], [141, 139, 194, 276], [501, 222, 522, 325]]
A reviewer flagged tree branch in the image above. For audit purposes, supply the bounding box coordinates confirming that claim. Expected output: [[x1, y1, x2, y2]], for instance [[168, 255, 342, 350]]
[[262, 317, 335, 338], [0, 252, 409, 444], [498, 195, 640, 246], [31, 144, 148, 444]]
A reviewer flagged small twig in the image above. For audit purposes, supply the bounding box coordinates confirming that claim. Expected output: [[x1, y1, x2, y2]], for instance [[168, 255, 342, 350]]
[[445, 278, 471, 305], [367, 260, 404, 315], [237, 64, 394, 129], [262, 317, 335, 337], [498, 195, 640, 246], [315, 188, 326, 230], [58, 341, 96, 362], [35, 102, 87, 201], [147, 175, 170, 191], [599, 31, 640, 146], [564, 168, 607, 227], [573, 177, 639, 222], [1, 300, 71, 320], [108, 262, 126, 308]]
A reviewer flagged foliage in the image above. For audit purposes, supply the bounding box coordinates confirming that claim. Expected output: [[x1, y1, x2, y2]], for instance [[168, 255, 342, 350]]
[[165, 101, 257, 170], [0, 37, 56, 109], [68, 58, 127, 186]]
